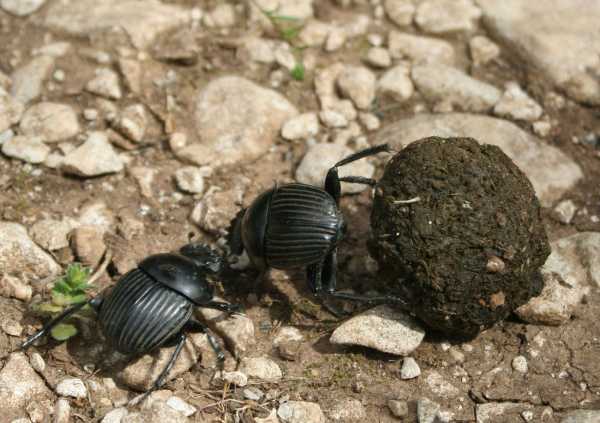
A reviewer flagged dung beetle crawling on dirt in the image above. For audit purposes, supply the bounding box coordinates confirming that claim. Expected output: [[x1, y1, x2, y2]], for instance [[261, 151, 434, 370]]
[[22, 243, 240, 394], [231, 143, 408, 312]]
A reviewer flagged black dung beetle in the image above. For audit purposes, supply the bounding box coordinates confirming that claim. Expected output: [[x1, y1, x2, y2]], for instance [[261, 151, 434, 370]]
[[231, 143, 406, 311], [21, 243, 240, 394]]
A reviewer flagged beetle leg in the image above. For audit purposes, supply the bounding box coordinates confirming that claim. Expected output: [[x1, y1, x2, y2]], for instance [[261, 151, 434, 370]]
[[185, 319, 225, 362], [337, 176, 377, 186], [204, 301, 243, 314], [324, 144, 390, 204], [306, 262, 324, 294], [228, 208, 246, 256], [150, 332, 187, 391], [21, 297, 101, 349]]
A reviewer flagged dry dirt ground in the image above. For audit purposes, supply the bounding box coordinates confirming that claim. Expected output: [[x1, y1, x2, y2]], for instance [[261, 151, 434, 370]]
[[1, 1, 600, 422]]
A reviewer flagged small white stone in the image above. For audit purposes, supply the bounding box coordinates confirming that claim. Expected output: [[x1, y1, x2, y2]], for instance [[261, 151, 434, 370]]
[[512, 355, 528, 374], [378, 64, 414, 102], [33, 42, 71, 58], [86, 68, 122, 100], [273, 326, 304, 346], [493, 82, 543, 121], [278, 401, 326, 423], [388, 400, 408, 417], [1, 318, 23, 336], [83, 108, 99, 121], [217, 371, 248, 387], [358, 112, 381, 131], [274, 44, 297, 71], [469, 35, 500, 65], [365, 47, 392, 68], [54, 398, 71, 423], [367, 33, 384, 47], [337, 66, 376, 109], [53, 69, 65, 82], [388, 31, 455, 65], [415, 0, 481, 34], [56, 378, 87, 399], [521, 410, 534, 421], [166, 396, 196, 417], [174, 166, 208, 194], [19, 102, 80, 143], [239, 356, 283, 382], [281, 113, 320, 140], [203, 3, 236, 27], [61, 131, 124, 177], [113, 104, 147, 142], [319, 109, 348, 128], [0, 0, 45, 16], [300, 21, 333, 47], [101, 408, 129, 423], [553, 199, 577, 224], [383, 0, 415, 26], [1, 135, 50, 164], [400, 357, 421, 379], [169, 132, 187, 151], [533, 120, 552, 137], [30, 353, 45, 372], [325, 27, 347, 52]]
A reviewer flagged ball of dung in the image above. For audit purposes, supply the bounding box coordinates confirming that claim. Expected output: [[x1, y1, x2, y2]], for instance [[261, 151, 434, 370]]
[[369, 137, 550, 338]]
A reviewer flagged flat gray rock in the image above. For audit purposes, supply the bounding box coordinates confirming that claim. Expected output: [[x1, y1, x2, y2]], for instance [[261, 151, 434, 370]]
[[0, 93, 23, 133], [330, 305, 425, 355], [10, 55, 54, 105], [176, 76, 297, 167], [375, 113, 583, 206], [477, 0, 600, 105], [61, 131, 124, 177], [278, 401, 326, 423], [1, 135, 49, 164], [20, 102, 80, 143], [44, 0, 191, 49], [516, 232, 600, 325], [0, 221, 61, 282]]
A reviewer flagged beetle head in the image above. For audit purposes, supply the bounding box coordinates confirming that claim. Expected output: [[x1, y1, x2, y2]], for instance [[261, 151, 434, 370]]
[[180, 243, 223, 274]]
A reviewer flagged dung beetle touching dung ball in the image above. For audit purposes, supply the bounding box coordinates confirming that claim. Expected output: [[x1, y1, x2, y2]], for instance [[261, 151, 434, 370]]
[[230, 143, 408, 312], [21, 243, 241, 394]]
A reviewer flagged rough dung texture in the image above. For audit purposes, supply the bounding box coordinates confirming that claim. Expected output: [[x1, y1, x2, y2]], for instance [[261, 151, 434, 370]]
[[369, 137, 550, 337]]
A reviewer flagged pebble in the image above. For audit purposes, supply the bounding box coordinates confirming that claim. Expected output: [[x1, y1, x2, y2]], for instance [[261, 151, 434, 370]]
[[174, 166, 210, 194], [412, 64, 501, 112], [330, 305, 425, 355], [358, 112, 381, 131], [169, 132, 187, 151], [113, 104, 146, 142], [388, 31, 455, 64], [469, 35, 500, 65], [278, 341, 301, 361], [365, 47, 392, 68], [417, 398, 441, 423], [61, 131, 124, 177], [278, 401, 326, 423], [0, 222, 61, 282], [101, 408, 129, 423], [415, 0, 481, 34], [400, 357, 421, 379], [217, 371, 248, 387], [1, 318, 23, 336], [177, 76, 297, 167], [0, 353, 51, 414], [0, 274, 32, 302], [19, 102, 80, 143], [281, 113, 320, 140], [44, 0, 190, 50], [295, 143, 374, 194], [561, 410, 600, 423], [54, 398, 71, 423], [512, 355, 528, 374], [86, 68, 122, 100], [425, 371, 459, 397], [1, 135, 50, 164], [274, 44, 297, 71], [83, 108, 99, 121], [203, 3, 236, 28], [10, 55, 55, 105], [56, 378, 87, 399], [493, 82, 543, 121], [319, 109, 348, 128], [533, 120, 552, 138], [337, 66, 376, 110], [29, 353, 45, 373], [30, 218, 77, 251], [327, 398, 366, 422], [273, 326, 304, 346], [0, 0, 45, 16], [239, 356, 283, 382], [388, 399, 408, 417], [243, 387, 264, 401], [383, 0, 415, 26], [33, 42, 71, 58], [553, 199, 578, 224], [299, 21, 333, 47], [325, 27, 347, 52], [166, 396, 196, 417], [378, 63, 414, 102], [0, 94, 23, 133], [190, 183, 247, 235]]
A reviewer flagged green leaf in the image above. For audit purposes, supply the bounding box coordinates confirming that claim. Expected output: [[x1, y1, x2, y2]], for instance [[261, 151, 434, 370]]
[[290, 62, 305, 81], [65, 263, 91, 289], [281, 26, 302, 42], [69, 293, 88, 305], [52, 291, 74, 307], [270, 14, 300, 22], [32, 302, 65, 314], [51, 323, 78, 341]]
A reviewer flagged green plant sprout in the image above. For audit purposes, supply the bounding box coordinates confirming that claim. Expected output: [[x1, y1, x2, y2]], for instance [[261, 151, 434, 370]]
[[258, 5, 306, 81], [33, 263, 93, 341]]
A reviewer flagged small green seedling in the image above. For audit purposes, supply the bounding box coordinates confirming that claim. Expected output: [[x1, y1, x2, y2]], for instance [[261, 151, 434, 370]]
[[259, 5, 306, 81], [33, 263, 93, 341]]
